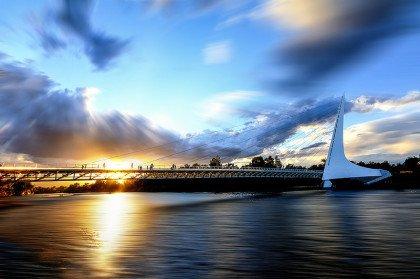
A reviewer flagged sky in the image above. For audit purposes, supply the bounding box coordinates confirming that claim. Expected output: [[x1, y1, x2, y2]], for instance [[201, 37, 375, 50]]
[[0, 0, 419, 168]]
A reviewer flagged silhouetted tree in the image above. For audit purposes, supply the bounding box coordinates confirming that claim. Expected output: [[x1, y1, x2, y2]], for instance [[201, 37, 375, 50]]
[[275, 155, 283, 168], [90, 180, 121, 192], [209, 156, 222, 167], [250, 156, 265, 167], [264, 156, 275, 168], [226, 163, 237, 169], [309, 158, 326, 170], [11, 181, 33, 196], [404, 156, 419, 170], [285, 164, 295, 169]]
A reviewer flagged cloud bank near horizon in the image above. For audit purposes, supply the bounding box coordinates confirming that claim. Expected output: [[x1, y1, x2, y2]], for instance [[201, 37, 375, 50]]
[[0, 58, 178, 163], [345, 111, 420, 162]]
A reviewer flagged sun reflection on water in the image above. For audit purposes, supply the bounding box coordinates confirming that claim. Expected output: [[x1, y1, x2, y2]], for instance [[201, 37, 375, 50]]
[[99, 194, 127, 248], [93, 193, 132, 273]]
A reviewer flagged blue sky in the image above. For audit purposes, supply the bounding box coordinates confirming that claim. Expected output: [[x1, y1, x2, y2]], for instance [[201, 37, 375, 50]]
[[0, 0, 419, 166]]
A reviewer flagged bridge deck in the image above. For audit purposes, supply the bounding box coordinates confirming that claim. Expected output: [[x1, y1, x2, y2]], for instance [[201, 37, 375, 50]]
[[0, 167, 323, 182]]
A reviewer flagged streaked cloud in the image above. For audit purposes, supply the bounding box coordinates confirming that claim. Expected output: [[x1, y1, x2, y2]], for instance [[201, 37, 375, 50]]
[[188, 97, 340, 163], [345, 111, 420, 162], [33, 0, 129, 70], [269, 0, 417, 92], [219, 0, 417, 94], [267, 122, 332, 166], [30, 13, 66, 53], [351, 91, 420, 112], [145, 0, 240, 13], [216, 5, 265, 30], [0, 57, 178, 163], [300, 141, 327, 151], [203, 41, 232, 64]]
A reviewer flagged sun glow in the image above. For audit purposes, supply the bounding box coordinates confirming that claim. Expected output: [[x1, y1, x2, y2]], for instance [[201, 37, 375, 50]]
[[98, 194, 127, 247], [87, 193, 153, 275], [92, 194, 131, 272]]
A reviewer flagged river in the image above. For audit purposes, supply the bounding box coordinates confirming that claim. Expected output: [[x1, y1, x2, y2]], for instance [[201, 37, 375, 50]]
[[0, 190, 419, 278]]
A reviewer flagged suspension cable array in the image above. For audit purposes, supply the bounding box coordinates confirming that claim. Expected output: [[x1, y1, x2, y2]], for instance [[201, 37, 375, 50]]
[[89, 101, 339, 168]]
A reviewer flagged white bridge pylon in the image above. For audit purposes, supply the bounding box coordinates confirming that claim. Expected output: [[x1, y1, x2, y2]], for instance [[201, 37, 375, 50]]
[[322, 96, 391, 188]]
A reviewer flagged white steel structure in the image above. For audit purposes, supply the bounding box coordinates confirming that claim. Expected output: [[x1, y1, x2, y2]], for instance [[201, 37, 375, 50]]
[[323, 96, 391, 188]]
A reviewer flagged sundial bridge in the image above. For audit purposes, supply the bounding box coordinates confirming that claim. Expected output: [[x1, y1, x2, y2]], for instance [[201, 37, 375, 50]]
[[0, 97, 391, 189]]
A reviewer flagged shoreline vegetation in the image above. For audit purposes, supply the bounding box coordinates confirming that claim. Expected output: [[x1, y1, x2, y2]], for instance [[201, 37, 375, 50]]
[[0, 155, 418, 197]]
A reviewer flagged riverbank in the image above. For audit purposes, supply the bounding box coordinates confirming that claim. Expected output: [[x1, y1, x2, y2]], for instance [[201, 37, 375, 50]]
[[34, 177, 322, 194]]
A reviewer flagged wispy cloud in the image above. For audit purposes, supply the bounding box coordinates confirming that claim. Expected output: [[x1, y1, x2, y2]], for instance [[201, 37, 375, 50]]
[[351, 91, 420, 112], [203, 41, 232, 64], [145, 0, 239, 13], [199, 91, 261, 121], [215, 3, 265, 30], [300, 141, 327, 151]]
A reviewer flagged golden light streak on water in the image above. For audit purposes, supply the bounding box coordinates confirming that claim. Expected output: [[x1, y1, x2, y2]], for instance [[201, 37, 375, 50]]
[[94, 194, 129, 271], [79, 193, 150, 278]]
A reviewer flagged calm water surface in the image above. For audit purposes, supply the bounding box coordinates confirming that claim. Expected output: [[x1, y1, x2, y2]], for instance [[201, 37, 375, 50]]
[[0, 190, 420, 278]]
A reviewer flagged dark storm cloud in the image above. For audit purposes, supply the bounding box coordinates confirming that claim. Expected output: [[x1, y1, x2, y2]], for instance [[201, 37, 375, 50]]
[[35, 0, 129, 70], [272, 0, 417, 92], [0, 59, 177, 161]]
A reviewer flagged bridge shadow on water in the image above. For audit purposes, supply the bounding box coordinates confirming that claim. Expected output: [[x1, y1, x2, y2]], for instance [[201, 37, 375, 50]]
[[132, 177, 322, 192]]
